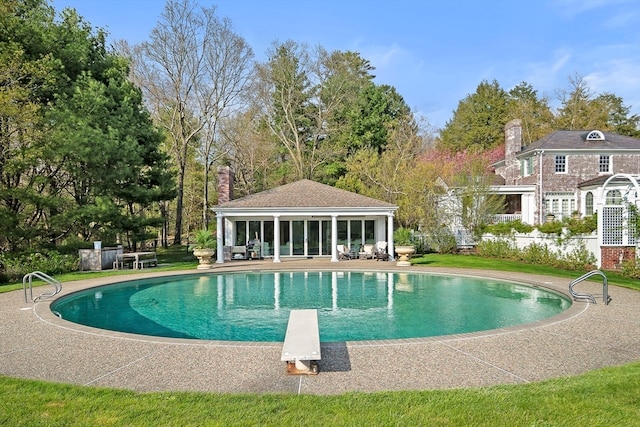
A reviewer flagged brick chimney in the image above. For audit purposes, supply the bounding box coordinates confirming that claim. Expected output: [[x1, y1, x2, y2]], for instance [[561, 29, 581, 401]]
[[217, 166, 234, 204], [503, 119, 522, 185]]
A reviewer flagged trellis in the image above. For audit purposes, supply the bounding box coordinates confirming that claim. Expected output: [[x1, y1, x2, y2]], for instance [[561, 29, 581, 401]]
[[597, 174, 640, 267]]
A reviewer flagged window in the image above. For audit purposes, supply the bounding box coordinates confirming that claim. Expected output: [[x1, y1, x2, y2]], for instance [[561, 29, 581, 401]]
[[585, 192, 594, 216], [599, 155, 611, 173], [545, 192, 575, 218], [605, 190, 622, 205], [521, 158, 533, 176], [586, 130, 605, 141], [554, 155, 566, 173]]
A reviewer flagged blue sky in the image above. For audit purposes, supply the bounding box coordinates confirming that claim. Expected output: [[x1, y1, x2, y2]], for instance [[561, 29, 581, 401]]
[[52, 0, 640, 130]]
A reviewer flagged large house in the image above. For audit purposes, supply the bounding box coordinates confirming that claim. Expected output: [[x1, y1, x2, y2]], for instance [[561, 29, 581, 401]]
[[213, 167, 398, 263], [491, 120, 640, 269], [492, 119, 640, 224]]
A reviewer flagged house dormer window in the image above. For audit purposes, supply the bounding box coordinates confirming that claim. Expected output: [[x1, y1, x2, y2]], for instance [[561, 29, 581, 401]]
[[586, 130, 605, 141]]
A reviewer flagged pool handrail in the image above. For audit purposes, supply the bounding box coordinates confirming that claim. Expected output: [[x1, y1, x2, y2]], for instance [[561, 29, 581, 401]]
[[569, 270, 611, 305], [23, 271, 62, 303]]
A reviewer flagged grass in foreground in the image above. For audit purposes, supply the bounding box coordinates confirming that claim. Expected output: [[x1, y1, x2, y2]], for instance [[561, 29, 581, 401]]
[[1, 362, 639, 426]]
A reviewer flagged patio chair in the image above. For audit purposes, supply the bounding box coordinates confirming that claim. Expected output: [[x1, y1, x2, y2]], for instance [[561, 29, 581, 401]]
[[374, 241, 389, 261], [358, 244, 376, 259], [337, 244, 352, 260]]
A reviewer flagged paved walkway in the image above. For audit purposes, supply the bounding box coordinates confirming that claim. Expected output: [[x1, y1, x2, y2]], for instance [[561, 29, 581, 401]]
[[1, 259, 638, 395]]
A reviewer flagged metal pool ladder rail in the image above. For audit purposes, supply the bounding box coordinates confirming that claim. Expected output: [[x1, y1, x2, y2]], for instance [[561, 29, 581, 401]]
[[569, 270, 611, 305], [23, 271, 62, 303]]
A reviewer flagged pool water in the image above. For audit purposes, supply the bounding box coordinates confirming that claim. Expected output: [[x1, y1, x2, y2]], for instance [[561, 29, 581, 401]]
[[51, 271, 571, 342]]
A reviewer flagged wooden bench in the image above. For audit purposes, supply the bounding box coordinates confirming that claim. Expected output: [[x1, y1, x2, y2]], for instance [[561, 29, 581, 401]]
[[281, 309, 321, 375]]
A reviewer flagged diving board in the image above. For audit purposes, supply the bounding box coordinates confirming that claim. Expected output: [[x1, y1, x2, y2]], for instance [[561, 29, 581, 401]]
[[281, 309, 321, 375]]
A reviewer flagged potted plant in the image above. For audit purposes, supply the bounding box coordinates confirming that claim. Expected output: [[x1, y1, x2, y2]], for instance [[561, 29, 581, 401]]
[[189, 229, 217, 269], [393, 227, 415, 267]]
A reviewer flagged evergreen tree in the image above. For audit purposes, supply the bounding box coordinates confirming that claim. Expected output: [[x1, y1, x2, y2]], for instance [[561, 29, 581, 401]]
[[438, 79, 510, 152], [0, 0, 175, 251]]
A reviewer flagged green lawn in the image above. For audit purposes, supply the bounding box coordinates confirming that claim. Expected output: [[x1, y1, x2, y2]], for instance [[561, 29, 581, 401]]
[[1, 362, 639, 426], [1, 251, 639, 425]]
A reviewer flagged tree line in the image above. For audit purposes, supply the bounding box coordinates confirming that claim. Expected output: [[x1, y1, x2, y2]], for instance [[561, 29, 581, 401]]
[[1, 0, 638, 254]]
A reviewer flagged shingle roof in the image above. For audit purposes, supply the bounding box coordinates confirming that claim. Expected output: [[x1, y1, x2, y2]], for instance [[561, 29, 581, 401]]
[[215, 179, 397, 209], [578, 174, 640, 188], [520, 130, 640, 154]]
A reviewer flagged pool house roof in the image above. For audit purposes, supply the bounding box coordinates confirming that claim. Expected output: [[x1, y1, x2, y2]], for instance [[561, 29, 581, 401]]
[[214, 179, 397, 215]]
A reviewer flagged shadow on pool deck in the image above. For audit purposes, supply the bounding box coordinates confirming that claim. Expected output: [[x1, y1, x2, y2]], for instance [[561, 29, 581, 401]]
[[1, 258, 639, 395]]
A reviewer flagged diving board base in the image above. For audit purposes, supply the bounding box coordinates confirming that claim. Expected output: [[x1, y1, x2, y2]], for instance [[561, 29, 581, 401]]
[[286, 360, 319, 375], [281, 309, 321, 375]]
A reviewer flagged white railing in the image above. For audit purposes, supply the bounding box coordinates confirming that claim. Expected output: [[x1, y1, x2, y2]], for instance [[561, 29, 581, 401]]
[[491, 214, 522, 224]]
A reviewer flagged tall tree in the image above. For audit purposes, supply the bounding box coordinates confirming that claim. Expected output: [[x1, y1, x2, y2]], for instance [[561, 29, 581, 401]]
[[130, 0, 251, 241], [0, 0, 175, 251], [196, 11, 252, 228], [591, 93, 640, 137], [438, 79, 510, 152], [219, 107, 278, 197], [255, 42, 378, 183], [554, 73, 595, 130], [507, 82, 554, 145], [554, 73, 639, 135], [255, 41, 314, 182]]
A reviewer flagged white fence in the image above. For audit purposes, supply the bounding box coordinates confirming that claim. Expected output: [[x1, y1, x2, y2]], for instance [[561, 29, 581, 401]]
[[482, 229, 598, 259]]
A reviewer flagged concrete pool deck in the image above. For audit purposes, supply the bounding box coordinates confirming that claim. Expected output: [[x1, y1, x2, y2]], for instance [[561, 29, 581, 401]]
[[1, 259, 639, 395]]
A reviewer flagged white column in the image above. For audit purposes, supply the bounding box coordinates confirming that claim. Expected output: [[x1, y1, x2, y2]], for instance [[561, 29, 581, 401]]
[[387, 213, 395, 261], [330, 214, 338, 262], [273, 215, 281, 263], [216, 213, 224, 263]]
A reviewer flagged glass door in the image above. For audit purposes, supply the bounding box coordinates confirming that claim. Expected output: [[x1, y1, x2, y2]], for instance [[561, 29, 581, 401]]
[[292, 221, 305, 255], [307, 220, 320, 256]]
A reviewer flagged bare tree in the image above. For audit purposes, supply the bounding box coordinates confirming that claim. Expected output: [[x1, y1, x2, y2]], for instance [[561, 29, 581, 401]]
[[198, 12, 253, 228], [128, 0, 252, 243]]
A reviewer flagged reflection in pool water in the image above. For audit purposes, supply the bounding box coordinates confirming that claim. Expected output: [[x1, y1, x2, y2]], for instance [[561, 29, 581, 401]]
[[52, 271, 570, 342]]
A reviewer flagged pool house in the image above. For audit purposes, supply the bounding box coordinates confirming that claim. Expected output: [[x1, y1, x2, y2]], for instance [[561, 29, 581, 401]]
[[213, 167, 398, 263]]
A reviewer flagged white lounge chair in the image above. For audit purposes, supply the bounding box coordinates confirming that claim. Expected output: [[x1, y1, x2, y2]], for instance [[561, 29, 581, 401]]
[[358, 244, 376, 259], [375, 241, 388, 261], [337, 244, 352, 260]]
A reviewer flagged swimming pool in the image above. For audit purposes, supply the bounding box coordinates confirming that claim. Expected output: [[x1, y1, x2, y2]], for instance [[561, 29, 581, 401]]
[[51, 271, 571, 342]]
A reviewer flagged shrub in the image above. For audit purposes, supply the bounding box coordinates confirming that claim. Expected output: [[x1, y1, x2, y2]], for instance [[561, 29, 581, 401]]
[[519, 243, 555, 265], [484, 220, 534, 236], [0, 250, 78, 284], [427, 228, 458, 254], [559, 245, 597, 271], [621, 259, 640, 279], [537, 220, 564, 236], [564, 214, 597, 236], [475, 239, 517, 259]]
